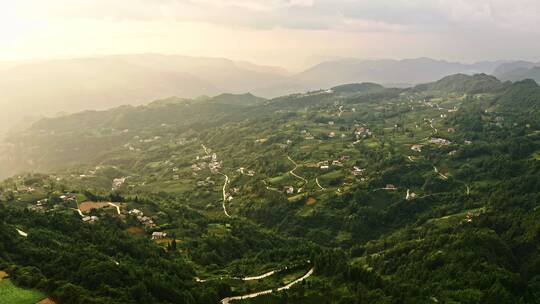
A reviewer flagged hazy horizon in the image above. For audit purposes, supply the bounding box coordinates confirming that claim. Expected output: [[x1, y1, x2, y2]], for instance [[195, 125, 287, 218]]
[[3, 1, 540, 71]]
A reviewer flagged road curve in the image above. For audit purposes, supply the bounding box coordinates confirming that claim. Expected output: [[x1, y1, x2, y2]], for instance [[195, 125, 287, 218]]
[[316, 178, 325, 190], [221, 267, 314, 304], [218, 172, 231, 218], [287, 156, 308, 185]]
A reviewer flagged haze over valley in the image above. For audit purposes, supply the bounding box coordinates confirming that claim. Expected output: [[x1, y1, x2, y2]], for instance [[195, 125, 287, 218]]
[[1, 55, 539, 135]]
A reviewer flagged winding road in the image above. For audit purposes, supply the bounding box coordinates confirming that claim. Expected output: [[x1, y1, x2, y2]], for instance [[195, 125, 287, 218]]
[[316, 178, 325, 190], [221, 267, 315, 304], [72, 208, 84, 217], [287, 156, 308, 185], [108, 202, 121, 215], [218, 172, 231, 218]]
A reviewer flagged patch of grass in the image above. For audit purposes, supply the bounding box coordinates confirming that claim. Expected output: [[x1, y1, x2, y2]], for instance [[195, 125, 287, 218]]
[[0, 280, 46, 304]]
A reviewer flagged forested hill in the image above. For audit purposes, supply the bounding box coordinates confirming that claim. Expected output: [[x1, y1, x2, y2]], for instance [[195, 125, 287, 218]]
[[1, 74, 540, 303]]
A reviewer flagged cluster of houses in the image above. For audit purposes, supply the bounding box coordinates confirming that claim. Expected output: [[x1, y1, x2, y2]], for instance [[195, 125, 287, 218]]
[[355, 126, 372, 139], [406, 189, 417, 201], [301, 130, 315, 140], [411, 144, 423, 152], [465, 211, 480, 223], [29, 198, 48, 212], [82, 215, 99, 223], [352, 166, 364, 176], [193, 153, 222, 174], [112, 177, 126, 191], [224, 187, 239, 201], [284, 185, 303, 195], [128, 209, 156, 228], [151, 231, 167, 240], [384, 184, 397, 190], [17, 186, 36, 193], [60, 193, 77, 202], [429, 137, 452, 146], [237, 167, 256, 176], [317, 155, 350, 170]]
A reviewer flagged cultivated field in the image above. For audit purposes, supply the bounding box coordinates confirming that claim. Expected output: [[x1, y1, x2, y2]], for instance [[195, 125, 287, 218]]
[[0, 279, 46, 304]]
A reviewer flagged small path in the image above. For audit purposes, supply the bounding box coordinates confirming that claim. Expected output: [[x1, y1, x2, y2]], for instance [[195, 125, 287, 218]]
[[71, 208, 84, 217], [221, 267, 315, 304], [218, 172, 231, 218], [242, 270, 277, 281], [287, 156, 308, 185], [338, 105, 344, 117], [201, 143, 231, 217], [201, 144, 210, 155], [434, 166, 448, 180], [262, 180, 280, 193], [316, 178, 325, 190], [107, 202, 121, 215], [16, 229, 28, 237], [373, 186, 398, 191]]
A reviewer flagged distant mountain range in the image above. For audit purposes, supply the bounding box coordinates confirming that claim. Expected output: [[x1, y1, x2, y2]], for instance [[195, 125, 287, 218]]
[[254, 57, 511, 96], [1, 55, 539, 134], [493, 60, 540, 83], [0, 54, 286, 134]]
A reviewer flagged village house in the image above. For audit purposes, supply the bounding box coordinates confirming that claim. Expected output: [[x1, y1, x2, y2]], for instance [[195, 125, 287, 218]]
[[82, 216, 99, 223], [411, 145, 423, 152], [429, 137, 452, 146], [406, 189, 417, 201], [447, 128, 456, 133], [60, 193, 77, 202], [152, 232, 167, 240], [385, 184, 397, 190], [112, 177, 126, 191], [129, 209, 143, 216], [352, 166, 364, 176], [328, 132, 336, 138], [285, 186, 295, 195], [332, 160, 343, 167]]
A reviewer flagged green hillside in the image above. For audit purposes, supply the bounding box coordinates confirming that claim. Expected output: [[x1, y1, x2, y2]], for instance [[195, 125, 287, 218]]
[[1, 75, 540, 303]]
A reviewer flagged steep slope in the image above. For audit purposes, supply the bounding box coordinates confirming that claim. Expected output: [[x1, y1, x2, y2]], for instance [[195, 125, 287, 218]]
[[496, 66, 540, 84], [493, 60, 538, 77], [414, 73, 506, 94]]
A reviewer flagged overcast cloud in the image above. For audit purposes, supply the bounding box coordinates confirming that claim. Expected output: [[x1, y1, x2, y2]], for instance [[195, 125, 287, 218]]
[[3, 0, 540, 68]]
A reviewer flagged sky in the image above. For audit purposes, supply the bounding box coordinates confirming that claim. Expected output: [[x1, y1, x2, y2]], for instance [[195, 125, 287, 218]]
[[2, 0, 540, 70]]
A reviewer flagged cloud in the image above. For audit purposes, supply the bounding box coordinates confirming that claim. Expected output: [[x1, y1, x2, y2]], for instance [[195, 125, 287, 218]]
[[10, 0, 540, 34]]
